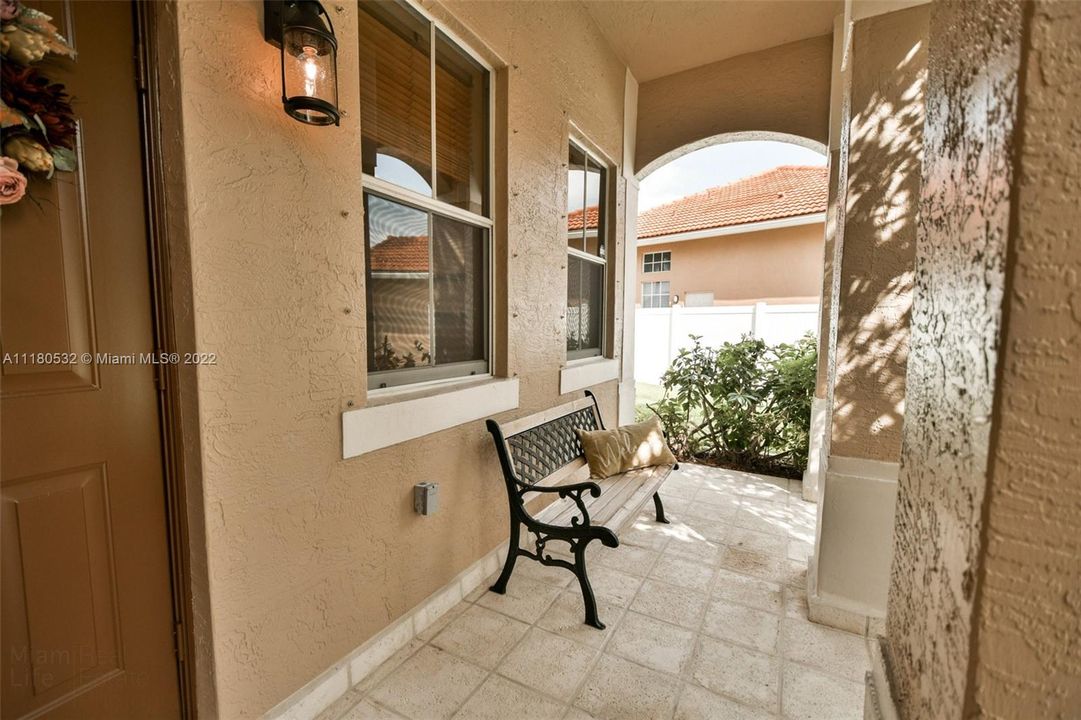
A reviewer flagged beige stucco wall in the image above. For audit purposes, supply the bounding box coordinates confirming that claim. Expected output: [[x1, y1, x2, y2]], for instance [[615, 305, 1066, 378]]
[[829, 4, 928, 463], [635, 223, 825, 306], [968, 1, 1081, 715], [173, 1, 630, 716], [884, 0, 1025, 717], [635, 34, 833, 175]]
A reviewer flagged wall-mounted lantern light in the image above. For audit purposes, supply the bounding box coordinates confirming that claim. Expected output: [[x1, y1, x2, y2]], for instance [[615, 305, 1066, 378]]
[[264, 0, 340, 126]]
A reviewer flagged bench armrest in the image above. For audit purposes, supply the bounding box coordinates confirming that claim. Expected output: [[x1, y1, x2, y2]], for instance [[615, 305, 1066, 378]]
[[523, 480, 602, 498]]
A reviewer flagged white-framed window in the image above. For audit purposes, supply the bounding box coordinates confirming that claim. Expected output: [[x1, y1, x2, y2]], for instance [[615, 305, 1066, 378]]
[[643, 251, 671, 273], [358, 0, 493, 390], [642, 281, 670, 308], [566, 140, 609, 360]]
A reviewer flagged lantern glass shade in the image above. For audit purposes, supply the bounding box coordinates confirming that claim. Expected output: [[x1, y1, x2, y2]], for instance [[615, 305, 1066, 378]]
[[282, 25, 339, 125]]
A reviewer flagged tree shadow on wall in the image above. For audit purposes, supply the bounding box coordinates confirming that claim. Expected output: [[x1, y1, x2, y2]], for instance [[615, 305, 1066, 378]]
[[831, 31, 927, 459]]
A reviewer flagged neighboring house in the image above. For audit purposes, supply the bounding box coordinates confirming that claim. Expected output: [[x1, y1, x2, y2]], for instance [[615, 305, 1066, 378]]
[[635, 165, 828, 307]]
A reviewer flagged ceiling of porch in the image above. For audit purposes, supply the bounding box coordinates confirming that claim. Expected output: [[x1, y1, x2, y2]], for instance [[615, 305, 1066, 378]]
[[581, 0, 841, 82]]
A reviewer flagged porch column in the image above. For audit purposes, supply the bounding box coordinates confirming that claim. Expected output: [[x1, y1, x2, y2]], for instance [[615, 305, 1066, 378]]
[[808, 3, 930, 634], [618, 69, 640, 425]]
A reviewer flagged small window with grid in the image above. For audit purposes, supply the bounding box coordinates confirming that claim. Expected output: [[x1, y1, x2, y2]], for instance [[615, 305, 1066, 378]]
[[641, 281, 670, 308], [642, 251, 671, 273]]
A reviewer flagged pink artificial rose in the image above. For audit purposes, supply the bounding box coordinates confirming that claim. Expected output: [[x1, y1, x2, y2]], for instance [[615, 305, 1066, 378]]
[[0, 0, 19, 21], [0, 156, 28, 205]]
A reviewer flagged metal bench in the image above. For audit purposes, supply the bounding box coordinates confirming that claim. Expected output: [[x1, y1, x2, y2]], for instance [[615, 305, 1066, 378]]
[[485, 391, 676, 629]]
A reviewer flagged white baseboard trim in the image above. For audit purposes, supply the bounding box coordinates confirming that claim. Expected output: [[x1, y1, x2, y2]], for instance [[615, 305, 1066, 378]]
[[864, 635, 899, 720], [264, 540, 509, 720]]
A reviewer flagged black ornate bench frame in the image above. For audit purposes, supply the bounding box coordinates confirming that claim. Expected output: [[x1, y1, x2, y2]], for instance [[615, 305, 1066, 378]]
[[485, 391, 671, 629]]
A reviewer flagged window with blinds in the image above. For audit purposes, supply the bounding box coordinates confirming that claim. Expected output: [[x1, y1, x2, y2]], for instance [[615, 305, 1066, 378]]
[[359, 0, 492, 389]]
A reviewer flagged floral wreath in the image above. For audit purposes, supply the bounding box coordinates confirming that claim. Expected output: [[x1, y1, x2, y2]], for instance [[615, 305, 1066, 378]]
[[0, 0, 77, 207]]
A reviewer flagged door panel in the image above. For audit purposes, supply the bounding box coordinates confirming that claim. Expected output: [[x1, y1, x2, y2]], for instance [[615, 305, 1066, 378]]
[[1, 2, 182, 718]]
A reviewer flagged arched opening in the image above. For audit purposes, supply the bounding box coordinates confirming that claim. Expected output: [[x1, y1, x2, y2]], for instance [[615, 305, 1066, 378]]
[[630, 134, 828, 482]]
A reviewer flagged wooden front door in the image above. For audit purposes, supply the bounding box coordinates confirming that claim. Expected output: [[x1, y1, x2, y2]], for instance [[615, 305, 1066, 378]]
[[1, 2, 182, 718]]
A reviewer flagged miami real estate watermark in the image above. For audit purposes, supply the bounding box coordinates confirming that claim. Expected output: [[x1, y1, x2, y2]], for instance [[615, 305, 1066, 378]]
[[2, 352, 218, 366]]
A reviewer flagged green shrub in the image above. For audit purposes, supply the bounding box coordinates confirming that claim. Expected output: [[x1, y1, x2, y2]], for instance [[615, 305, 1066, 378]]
[[646, 333, 816, 477]]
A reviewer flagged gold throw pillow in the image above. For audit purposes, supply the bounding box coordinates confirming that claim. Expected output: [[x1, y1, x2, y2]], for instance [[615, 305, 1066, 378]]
[[576, 416, 677, 479]]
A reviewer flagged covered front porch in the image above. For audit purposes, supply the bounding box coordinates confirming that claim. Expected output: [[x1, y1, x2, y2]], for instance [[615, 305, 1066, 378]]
[[314, 465, 867, 720]]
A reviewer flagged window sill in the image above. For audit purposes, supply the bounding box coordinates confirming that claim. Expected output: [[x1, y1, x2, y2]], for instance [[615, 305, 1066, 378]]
[[342, 376, 519, 459], [559, 357, 619, 395]]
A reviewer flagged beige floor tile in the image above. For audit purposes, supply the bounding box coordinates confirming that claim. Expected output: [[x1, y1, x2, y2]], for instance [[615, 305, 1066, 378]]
[[786, 539, 813, 564], [418, 602, 470, 642], [562, 709, 600, 720], [452, 675, 566, 720], [431, 604, 530, 669], [701, 597, 780, 653], [537, 591, 622, 649], [650, 553, 715, 592], [664, 532, 724, 565], [513, 557, 576, 588], [677, 513, 733, 542], [498, 627, 599, 701], [476, 575, 562, 623], [781, 663, 864, 720], [674, 683, 776, 720], [340, 699, 408, 720], [712, 569, 784, 614], [726, 527, 788, 558], [780, 560, 807, 589], [591, 543, 660, 578], [565, 564, 644, 608], [732, 506, 792, 537], [574, 653, 680, 720], [658, 495, 692, 516], [620, 527, 673, 553], [690, 636, 780, 712], [780, 618, 870, 682], [733, 474, 789, 501], [355, 639, 427, 694], [691, 488, 743, 515], [369, 646, 487, 720], [630, 579, 708, 630], [782, 586, 809, 620], [661, 476, 702, 500], [718, 546, 788, 582], [607, 611, 697, 676]]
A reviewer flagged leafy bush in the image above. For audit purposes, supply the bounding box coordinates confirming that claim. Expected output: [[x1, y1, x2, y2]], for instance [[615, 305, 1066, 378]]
[[647, 334, 817, 477]]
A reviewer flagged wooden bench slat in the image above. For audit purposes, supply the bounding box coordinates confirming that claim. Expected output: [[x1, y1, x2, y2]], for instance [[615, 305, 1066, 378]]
[[542, 463, 674, 533], [500, 397, 597, 438]]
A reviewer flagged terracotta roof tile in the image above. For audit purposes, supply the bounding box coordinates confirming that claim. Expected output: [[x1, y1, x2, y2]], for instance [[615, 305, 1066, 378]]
[[637, 165, 827, 239], [370, 235, 429, 273], [567, 205, 600, 232]]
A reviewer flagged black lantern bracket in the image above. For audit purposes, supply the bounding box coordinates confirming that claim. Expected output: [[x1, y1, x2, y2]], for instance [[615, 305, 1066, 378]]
[[264, 0, 341, 126]]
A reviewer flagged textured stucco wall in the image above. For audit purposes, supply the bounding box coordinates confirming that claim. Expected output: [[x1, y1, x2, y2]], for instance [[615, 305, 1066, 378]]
[[968, 2, 1081, 715], [884, 1, 1024, 717], [635, 34, 832, 175], [173, 2, 629, 716], [635, 223, 825, 306], [829, 5, 928, 462]]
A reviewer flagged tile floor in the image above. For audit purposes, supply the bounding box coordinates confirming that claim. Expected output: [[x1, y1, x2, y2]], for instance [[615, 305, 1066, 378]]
[[316, 464, 870, 720]]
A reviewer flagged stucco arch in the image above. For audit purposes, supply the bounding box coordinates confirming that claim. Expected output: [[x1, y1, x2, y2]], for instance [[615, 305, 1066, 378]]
[[633, 33, 833, 175], [635, 130, 827, 181]]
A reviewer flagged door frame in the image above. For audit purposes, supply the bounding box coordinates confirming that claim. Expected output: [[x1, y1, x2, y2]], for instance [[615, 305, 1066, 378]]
[[134, 3, 213, 718]]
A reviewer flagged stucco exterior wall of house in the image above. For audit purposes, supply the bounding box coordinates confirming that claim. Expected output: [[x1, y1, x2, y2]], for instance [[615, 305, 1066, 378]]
[[635, 222, 825, 306], [967, 2, 1081, 715], [884, 0, 1024, 716], [829, 4, 928, 463], [635, 34, 833, 175], [172, 1, 630, 716]]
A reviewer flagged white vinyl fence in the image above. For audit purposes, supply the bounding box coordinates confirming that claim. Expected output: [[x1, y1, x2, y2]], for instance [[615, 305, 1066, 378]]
[[634, 302, 820, 384]]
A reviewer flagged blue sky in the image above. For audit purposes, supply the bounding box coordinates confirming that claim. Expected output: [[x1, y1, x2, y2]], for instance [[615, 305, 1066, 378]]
[[639, 141, 827, 212]]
